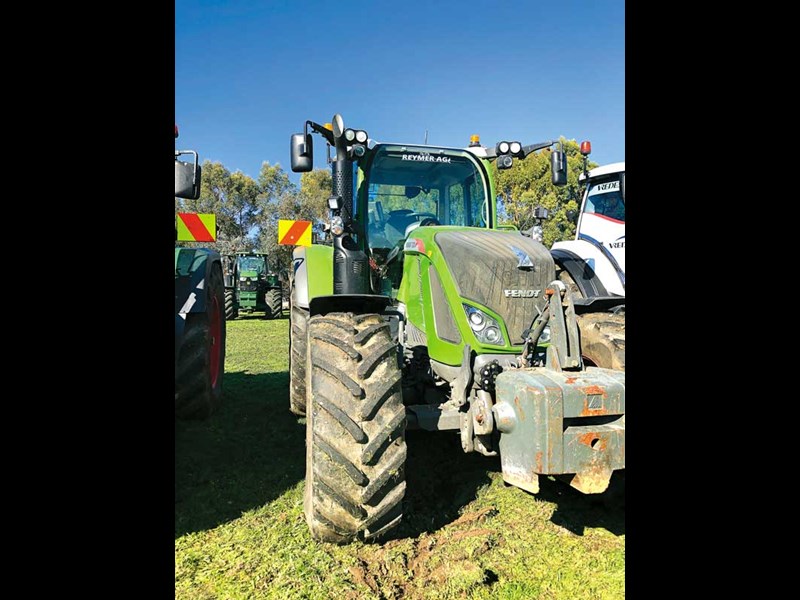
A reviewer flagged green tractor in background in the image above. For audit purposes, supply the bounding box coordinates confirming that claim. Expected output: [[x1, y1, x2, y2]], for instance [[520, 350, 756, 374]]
[[221, 252, 283, 320], [288, 114, 625, 543], [175, 126, 226, 419]]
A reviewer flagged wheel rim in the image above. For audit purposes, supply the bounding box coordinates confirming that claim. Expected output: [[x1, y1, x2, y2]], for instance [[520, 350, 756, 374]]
[[209, 292, 222, 387]]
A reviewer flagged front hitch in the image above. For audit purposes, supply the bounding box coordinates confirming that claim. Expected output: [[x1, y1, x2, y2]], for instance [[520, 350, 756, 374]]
[[493, 280, 625, 494]]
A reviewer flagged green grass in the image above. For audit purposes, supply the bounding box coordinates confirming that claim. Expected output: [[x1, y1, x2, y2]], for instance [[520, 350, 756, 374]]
[[176, 315, 625, 599]]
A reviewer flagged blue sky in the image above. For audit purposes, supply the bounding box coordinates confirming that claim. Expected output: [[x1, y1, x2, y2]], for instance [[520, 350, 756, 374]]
[[176, 0, 624, 184]]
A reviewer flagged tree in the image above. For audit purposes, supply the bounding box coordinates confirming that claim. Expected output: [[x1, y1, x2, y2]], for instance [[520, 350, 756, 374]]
[[493, 138, 597, 248]]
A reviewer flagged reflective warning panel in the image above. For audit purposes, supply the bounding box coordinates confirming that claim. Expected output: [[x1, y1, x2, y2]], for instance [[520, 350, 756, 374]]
[[177, 213, 216, 242], [278, 220, 312, 246]]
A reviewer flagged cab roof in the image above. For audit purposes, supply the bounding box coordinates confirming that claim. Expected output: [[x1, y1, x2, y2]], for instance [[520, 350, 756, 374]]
[[580, 161, 625, 181]]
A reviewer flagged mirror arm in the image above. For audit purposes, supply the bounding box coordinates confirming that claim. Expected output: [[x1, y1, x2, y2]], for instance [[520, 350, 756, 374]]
[[306, 120, 334, 145], [520, 140, 558, 159]]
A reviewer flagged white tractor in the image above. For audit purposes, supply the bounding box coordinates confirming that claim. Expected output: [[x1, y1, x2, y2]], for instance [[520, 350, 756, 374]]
[[551, 142, 625, 300]]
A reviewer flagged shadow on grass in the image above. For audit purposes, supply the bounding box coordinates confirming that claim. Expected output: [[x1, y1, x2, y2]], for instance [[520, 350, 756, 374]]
[[389, 429, 496, 540], [387, 430, 624, 540], [537, 470, 625, 536], [177, 367, 624, 540], [231, 312, 289, 321], [175, 369, 304, 538]]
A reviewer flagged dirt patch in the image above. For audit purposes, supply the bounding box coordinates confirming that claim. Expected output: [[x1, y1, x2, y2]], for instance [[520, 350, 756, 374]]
[[348, 559, 382, 598], [345, 508, 502, 598], [408, 536, 436, 578], [449, 506, 497, 527], [449, 528, 493, 542], [381, 539, 406, 551]]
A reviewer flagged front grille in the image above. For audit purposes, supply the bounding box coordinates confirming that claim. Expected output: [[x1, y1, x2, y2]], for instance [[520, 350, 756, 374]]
[[434, 230, 555, 345]]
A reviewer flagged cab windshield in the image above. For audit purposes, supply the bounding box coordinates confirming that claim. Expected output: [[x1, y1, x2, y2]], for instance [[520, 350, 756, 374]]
[[238, 257, 265, 273], [584, 176, 625, 222], [364, 145, 489, 251]]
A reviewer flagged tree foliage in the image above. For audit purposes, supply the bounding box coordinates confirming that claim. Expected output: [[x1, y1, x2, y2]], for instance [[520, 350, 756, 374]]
[[493, 138, 597, 247]]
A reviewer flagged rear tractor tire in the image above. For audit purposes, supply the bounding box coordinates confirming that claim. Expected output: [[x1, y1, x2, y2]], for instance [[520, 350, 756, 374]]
[[265, 289, 282, 320], [289, 304, 309, 416], [176, 263, 226, 419], [224, 289, 238, 320], [576, 312, 625, 371], [304, 312, 406, 543]]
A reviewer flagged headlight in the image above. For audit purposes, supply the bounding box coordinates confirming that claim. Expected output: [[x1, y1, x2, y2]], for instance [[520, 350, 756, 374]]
[[484, 326, 501, 344], [463, 304, 505, 346], [468, 310, 485, 331], [331, 215, 344, 236], [530, 224, 543, 243], [510, 141, 522, 155]]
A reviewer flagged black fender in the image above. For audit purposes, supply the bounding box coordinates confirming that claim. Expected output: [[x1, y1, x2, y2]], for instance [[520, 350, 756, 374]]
[[578, 233, 625, 288], [175, 247, 223, 362], [551, 248, 610, 298]]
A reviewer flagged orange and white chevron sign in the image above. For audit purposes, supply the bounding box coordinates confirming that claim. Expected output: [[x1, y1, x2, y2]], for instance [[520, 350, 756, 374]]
[[278, 219, 312, 246]]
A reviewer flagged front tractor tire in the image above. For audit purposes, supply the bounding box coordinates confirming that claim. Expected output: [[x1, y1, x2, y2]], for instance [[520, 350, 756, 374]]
[[557, 267, 583, 300], [175, 264, 226, 419], [265, 289, 282, 320], [576, 312, 625, 371], [304, 312, 406, 543], [289, 304, 309, 416], [224, 289, 238, 320]]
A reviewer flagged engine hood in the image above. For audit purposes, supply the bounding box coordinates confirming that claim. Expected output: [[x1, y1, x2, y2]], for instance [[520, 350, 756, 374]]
[[433, 229, 555, 345]]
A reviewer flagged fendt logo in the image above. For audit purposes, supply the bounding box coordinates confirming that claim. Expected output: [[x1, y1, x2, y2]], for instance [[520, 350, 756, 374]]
[[504, 289, 541, 298]]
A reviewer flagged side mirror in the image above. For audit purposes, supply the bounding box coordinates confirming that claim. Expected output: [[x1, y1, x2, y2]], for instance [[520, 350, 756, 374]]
[[291, 133, 313, 172], [175, 153, 201, 199], [620, 172, 625, 202], [551, 150, 567, 186], [566, 209, 578, 224]]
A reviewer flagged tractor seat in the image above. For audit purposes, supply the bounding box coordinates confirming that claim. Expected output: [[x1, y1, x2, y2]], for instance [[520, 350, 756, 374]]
[[384, 209, 416, 245]]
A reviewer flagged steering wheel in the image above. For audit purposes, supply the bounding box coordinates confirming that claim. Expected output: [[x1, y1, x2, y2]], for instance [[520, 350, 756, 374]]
[[407, 212, 440, 226]]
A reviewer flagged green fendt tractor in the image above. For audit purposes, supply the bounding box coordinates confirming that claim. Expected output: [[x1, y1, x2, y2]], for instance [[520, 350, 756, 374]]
[[288, 114, 625, 543], [222, 252, 282, 320], [175, 126, 226, 419]]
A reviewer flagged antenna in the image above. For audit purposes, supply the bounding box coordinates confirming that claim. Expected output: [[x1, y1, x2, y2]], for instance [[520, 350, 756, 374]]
[[424, 129, 428, 144]]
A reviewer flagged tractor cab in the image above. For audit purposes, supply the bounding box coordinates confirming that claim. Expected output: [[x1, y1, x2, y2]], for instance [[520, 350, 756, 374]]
[[364, 145, 490, 248], [361, 144, 493, 289], [237, 253, 267, 278], [576, 162, 625, 270]]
